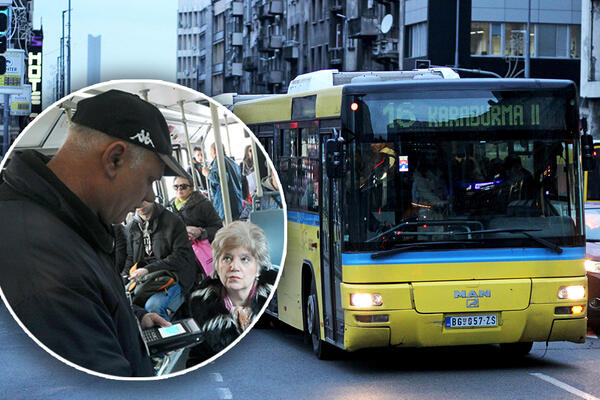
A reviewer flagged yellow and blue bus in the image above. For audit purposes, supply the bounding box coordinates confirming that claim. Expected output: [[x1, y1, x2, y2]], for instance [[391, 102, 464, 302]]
[[231, 69, 589, 358]]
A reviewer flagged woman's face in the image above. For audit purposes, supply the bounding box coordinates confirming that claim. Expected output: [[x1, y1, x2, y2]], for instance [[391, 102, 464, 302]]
[[173, 177, 193, 202], [217, 245, 258, 299]]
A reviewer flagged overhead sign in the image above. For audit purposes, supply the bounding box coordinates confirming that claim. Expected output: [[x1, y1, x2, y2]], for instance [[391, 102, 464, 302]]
[[27, 29, 42, 117], [0, 48, 24, 94], [9, 84, 31, 116]]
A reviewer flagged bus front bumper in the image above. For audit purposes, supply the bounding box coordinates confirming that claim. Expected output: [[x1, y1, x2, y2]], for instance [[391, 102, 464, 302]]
[[342, 291, 587, 352]]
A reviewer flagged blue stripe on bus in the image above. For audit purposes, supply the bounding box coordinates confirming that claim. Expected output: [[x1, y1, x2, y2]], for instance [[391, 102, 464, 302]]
[[341, 247, 585, 265], [287, 210, 320, 227]]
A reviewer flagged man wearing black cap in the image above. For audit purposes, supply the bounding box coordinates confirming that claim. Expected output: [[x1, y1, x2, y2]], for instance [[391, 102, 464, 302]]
[[0, 89, 189, 377]]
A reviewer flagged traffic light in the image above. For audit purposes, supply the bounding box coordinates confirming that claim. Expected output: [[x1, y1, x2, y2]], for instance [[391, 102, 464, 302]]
[[0, 6, 9, 75]]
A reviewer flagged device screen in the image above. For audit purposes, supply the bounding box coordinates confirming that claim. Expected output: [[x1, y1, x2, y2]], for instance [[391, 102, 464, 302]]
[[158, 323, 186, 338]]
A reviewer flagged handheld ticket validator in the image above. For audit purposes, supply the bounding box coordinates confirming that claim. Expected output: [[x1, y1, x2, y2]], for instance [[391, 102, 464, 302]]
[[140, 318, 203, 356]]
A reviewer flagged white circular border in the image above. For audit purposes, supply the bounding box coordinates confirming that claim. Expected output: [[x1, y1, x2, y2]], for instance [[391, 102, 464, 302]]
[[0, 79, 288, 381]]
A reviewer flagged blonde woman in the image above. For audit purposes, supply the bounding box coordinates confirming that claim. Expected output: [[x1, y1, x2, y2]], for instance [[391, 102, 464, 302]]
[[186, 221, 276, 365]]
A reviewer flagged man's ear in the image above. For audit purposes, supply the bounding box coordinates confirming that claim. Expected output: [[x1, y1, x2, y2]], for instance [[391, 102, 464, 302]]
[[101, 141, 127, 179]]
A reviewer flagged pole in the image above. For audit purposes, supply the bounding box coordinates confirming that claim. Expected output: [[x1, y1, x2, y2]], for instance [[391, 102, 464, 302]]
[[524, 0, 531, 78], [60, 10, 66, 98], [399, 0, 405, 70], [67, 0, 71, 94], [454, 0, 460, 68], [178, 100, 199, 191], [2, 94, 10, 157], [210, 102, 233, 225]]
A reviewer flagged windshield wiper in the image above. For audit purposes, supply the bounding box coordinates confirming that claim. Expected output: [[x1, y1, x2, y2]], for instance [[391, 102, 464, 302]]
[[451, 228, 563, 254], [371, 241, 481, 259]]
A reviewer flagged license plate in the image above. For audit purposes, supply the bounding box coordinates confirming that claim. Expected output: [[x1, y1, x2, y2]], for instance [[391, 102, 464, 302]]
[[445, 314, 498, 328]]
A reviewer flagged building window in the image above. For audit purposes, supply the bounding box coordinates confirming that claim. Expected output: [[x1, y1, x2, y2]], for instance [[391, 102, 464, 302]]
[[490, 23, 502, 55], [471, 22, 579, 59], [537, 24, 567, 57], [407, 22, 427, 58], [570, 25, 580, 58], [470, 22, 489, 55], [505, 23, 525, 56]]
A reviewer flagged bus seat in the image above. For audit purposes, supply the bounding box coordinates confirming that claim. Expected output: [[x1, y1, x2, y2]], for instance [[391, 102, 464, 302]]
[[249, 208, 285, 269]]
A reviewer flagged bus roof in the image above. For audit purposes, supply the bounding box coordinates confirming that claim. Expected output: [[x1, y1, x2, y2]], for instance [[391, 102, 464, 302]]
[[341, 78, 577, 95]]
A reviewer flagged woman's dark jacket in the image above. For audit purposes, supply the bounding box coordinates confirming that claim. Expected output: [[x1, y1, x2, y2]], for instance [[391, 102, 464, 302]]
[[124, 204, 196, 295], [0, 150, 153, 377], [168, 191, 222, 242], [186, 269, 276, 366]]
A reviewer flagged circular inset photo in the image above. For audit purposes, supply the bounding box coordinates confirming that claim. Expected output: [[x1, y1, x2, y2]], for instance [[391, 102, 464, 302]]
[[0, 80, 286, 379]]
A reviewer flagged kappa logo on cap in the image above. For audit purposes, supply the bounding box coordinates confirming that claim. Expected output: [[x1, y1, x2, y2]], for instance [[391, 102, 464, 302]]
[[130, 129, 155, 148]]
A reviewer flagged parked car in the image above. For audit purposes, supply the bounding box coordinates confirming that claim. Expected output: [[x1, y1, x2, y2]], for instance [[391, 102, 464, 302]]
[[585, 202, 600, 333]]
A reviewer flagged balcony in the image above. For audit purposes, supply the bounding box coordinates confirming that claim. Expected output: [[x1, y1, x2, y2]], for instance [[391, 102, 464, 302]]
[[243, 55, 258, 71], [348, 16, 379, 38], [283, 44, 299, 60], [257, 0, 283, 19], [270, 35, 283, 49], [232, 1, 243, 16], [228, 62, 243, 77], [231, 32, 243, 46], [257, 36, 283, 52], [372, 39, 399, 60]]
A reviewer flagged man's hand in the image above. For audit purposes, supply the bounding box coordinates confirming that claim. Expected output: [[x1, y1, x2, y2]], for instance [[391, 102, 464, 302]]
[[186, 225, 204, 240], [140, 312, 171, 329], [129, 267, 149, 280]]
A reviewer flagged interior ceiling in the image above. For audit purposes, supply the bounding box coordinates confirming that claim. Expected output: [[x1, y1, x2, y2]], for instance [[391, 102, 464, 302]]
[[11, 80, 246, 153]]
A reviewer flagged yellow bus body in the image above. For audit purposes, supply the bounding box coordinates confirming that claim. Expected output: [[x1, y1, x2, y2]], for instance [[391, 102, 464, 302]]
[[234, 85, 587, 352]]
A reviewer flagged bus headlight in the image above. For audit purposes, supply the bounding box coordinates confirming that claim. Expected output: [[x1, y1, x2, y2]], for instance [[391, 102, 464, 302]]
[[557, 285, 585, 300], [350, 293, 383, 307], [585, 260, 600, 273]]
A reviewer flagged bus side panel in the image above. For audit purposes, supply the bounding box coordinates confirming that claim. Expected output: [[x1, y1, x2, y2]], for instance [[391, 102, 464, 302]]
[[277, 215, 321, 330]]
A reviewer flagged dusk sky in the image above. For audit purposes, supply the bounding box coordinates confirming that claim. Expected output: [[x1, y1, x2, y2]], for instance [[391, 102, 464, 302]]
[[33, 1, 178, 108]]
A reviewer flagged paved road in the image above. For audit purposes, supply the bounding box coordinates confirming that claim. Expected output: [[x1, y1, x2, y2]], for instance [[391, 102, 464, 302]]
[[1, 305, 600, 400]]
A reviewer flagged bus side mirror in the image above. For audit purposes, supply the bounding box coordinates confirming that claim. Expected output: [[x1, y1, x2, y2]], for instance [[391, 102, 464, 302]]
[[582, 134, 596, 171], [326, 138, 345, 178], [582, 118, 596, 172]]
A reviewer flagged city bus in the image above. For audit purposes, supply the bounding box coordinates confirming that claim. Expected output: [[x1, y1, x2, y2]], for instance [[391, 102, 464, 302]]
[[230, 69, 589, 358]]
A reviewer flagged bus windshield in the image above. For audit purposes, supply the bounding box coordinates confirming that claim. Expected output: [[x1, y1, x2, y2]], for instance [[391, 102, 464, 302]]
[[343, 89, 584, 252]]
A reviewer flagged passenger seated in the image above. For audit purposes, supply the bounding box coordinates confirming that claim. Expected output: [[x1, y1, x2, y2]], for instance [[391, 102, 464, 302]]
[[187, 221, 276, 366], [125, 200, 197, 320]]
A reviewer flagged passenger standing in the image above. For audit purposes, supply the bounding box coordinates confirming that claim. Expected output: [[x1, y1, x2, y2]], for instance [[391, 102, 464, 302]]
[[239, 145, 256, 201], [0, 89, 189, 377], [191, 145, 208, 192], [202, 143, 243, 221]]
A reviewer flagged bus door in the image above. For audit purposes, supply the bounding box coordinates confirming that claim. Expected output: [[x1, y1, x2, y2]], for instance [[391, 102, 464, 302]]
[[319, 119, 344, 346]]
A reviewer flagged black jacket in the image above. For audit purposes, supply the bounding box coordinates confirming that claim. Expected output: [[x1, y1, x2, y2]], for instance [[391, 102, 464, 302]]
[[124, 204, 196, 295], [0, 150, 153, 377], [168, 191, 222, 243], [186, 269, 276, 366]]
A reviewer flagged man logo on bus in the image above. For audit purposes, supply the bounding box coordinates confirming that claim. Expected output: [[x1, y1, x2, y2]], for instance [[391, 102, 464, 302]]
[[455, 289, 491, 308]]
